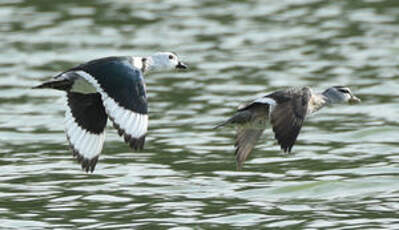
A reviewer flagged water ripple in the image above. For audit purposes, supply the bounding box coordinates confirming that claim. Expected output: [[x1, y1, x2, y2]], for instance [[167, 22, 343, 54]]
[[1, 0, 399, 228]]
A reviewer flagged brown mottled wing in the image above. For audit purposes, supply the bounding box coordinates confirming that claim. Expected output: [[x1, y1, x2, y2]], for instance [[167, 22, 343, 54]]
[[233, 104, 269, 170], [269, 88, 311, 153]]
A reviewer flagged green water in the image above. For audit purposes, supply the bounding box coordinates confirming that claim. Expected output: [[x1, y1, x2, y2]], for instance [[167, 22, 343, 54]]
[[1, 0, 399, 229]]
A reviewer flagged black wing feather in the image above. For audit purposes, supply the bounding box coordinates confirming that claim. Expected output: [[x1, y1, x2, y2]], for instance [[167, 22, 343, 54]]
[[269, 88, 311, 152], [67, 92, 107, 134], [66, 92, 107, 172], [73, 56, 148, 151], [72, 56, 148, 115]]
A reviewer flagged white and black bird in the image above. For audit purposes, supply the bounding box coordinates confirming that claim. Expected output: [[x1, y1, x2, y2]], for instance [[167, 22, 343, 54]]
[[34, 52, 187, 172], [215, 86, 361, 169]]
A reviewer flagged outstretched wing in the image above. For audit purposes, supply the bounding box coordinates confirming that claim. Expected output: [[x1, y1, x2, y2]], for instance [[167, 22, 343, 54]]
[[217, 99, 271, 169], [72, 57, 148, 150], [235, 98, 275, 169], [235, 125, 265, 170], [65, 92, 107, 172], [269, 88, 311, 153]]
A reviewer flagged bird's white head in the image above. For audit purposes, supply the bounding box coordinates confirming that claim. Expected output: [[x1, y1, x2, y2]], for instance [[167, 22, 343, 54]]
[[323, 86, 361, 104], [145, 52, 187, 72]]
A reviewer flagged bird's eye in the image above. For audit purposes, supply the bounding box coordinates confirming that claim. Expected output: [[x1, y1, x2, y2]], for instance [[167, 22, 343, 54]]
[[168, 55, 174, 60], [338, 89, 350, 94]]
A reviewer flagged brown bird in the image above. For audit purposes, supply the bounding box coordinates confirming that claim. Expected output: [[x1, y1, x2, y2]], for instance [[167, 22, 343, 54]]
[[215, 86, 361, 170]]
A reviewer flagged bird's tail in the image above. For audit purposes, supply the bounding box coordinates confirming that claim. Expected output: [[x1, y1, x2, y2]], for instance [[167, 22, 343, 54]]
[[32, 78, 72, 91], [214, 118, 233, 129], [214, 110, 252, 129]]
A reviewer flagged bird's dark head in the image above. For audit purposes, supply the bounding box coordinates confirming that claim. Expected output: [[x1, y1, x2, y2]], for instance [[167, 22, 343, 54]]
[[146, 52, 187, 72], [323, 86, 361, 104]]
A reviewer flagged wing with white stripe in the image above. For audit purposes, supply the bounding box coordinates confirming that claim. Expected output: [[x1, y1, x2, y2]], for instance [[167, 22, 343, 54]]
[[72, 58, 148, 150], [65, 92, 107, 172]]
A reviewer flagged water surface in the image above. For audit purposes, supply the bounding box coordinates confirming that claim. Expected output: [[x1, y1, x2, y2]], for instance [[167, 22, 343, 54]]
[[1, 0, 399, 229]]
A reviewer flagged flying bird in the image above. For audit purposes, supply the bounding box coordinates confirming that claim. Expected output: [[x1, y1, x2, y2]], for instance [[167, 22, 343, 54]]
[[34, 52, 187, 172], [215, 86, 361, 170]]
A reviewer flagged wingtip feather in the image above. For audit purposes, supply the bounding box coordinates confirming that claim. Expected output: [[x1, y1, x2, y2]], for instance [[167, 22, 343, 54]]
[[69, 142, 99, 173], [110, 115, 146, 151]]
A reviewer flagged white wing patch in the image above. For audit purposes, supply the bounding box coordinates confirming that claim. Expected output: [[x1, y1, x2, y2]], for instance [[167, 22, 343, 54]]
[[64, 105, 105, 160], [76, 71, 148, 141], [253, 97, 276, 106], [254, 97, 277, 116], [102, 94, 148, 139]]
